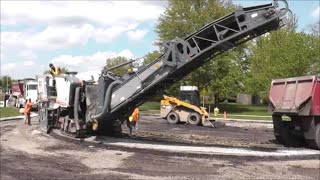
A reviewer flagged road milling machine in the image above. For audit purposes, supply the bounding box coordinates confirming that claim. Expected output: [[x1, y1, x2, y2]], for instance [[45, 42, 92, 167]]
[[37, 0, 292, 137]]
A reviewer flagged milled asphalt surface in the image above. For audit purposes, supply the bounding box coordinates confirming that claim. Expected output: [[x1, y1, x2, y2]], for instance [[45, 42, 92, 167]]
[[1, 111, 318, 158], [1, 112, 320, 179]]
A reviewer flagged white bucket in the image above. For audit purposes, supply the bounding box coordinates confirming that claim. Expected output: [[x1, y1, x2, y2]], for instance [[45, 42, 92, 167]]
[[0, 101, 4, 107], [19, 108, 24, 114]]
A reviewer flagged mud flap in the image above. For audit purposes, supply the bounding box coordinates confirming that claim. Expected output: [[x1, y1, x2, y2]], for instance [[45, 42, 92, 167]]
[[39, 103, 50, 133]]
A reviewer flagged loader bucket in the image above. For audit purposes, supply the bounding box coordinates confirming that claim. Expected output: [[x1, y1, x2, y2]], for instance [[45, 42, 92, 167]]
[[202, 119, 215, 127], [202, 119, 225, 128]]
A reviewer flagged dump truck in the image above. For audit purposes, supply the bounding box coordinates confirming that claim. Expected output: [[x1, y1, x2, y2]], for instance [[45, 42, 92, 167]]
[[160, 86, 216, 127], [10, 78, 38, 108], [37, 0, 292, 137], [269, 75, 320, 149]]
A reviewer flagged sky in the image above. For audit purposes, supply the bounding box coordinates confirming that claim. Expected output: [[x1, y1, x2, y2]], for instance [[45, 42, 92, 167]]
[[1, 0, 319, 80]]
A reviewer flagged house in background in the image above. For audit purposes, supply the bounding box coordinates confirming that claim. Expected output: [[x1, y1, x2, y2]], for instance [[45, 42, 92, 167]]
[[237, 93, 261, 105]]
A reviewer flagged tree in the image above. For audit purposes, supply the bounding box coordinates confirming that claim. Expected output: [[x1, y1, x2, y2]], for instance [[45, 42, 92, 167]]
[[0, 75, 15, 93], [309, 20, 320, 36], [245, 27, 320, 100], [155, 0, 244, 102], [106, 57, 131, 76], [143, 51, 162, 65], [156, 0, 235, 41]]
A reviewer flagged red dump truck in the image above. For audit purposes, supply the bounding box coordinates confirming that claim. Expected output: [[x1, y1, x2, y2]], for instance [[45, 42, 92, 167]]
[[269, 75, 320, 149]]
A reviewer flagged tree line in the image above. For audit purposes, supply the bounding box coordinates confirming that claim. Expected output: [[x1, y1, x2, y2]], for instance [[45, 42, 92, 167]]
[[0, 76, 15, 93]]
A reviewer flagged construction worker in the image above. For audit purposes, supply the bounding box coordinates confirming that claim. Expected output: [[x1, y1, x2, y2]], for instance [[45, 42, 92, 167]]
[[49, 63, 61, 77], [127, 108, 140, 135], [24, 98, 33, 125]]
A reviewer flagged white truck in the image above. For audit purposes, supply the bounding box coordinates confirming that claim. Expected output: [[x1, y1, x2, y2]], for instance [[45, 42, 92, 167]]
[[10, 78, 38, 108]]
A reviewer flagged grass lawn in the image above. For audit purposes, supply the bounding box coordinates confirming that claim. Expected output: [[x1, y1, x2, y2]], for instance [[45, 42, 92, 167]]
[[0, 107, 21, 118], [210, 103, 271, 116], [139, 101, 160, 111], [140, 101, 270, 115], [210, 103, 273, 121], [212, 114, 272, 121]]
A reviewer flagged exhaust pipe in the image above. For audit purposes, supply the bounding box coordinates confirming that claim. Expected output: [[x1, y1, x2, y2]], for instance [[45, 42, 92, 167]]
[[92, 81, 120, 121], [74, 87, 81, 131]]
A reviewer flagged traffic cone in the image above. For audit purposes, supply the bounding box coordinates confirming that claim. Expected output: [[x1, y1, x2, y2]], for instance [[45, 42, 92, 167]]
[[223, 111, 227, 120]]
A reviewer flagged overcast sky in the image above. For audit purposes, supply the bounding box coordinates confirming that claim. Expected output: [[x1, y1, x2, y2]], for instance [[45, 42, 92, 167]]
[[1, 0, 319, 80]]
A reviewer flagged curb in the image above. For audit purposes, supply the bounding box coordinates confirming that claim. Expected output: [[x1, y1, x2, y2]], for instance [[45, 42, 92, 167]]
[[0, 113, 38, 122], [141, 113, 273, 124]]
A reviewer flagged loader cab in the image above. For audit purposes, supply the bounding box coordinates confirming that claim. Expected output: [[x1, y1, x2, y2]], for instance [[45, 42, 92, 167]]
[[178, 86, 200, 107]]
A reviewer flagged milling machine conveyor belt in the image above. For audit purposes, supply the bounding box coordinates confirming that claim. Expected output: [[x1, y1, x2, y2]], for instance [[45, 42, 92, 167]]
[[100, 0, 291, 120]]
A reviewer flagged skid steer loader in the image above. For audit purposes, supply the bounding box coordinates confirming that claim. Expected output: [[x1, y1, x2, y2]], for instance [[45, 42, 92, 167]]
[[160, 86, 223, 127]]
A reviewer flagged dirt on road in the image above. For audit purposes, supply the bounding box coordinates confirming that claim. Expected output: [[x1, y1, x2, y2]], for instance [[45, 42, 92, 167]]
[[0, 116, 319, 179]]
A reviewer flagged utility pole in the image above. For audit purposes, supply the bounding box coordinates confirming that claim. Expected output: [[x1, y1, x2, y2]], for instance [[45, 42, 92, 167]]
[[0, 76, 1, 91], [6, 76, 8, 93]]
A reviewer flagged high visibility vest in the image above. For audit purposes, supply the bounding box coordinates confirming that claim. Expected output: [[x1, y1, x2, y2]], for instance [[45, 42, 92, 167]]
[[24, 102, 32, 113], [50, 66, 60, 76], [130, 108, 139, 122]]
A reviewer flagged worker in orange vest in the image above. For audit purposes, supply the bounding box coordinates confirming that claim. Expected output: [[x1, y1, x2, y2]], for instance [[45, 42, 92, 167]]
[[127, 108, 139, 135], [24, 98, 33, 125]]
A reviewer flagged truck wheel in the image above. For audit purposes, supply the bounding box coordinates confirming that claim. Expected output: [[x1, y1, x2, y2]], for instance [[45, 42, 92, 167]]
[[13, 98, 17, 108], [306, 122, 320, 150], [167, 112, 180, 124], [98, 120, 122, 136], [273, 115, 302, 147], [273, 115, 284, 144], [187, 112, 201, 125], [280, 122, 301, 147]]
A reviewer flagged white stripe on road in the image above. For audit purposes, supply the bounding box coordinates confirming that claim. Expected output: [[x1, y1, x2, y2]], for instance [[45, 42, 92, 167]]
[[55, 130, 320, 157], [102, 141, 320, 157]]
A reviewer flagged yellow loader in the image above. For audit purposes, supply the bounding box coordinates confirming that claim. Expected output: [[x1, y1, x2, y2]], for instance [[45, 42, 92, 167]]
[[160, 86, 221, 127]]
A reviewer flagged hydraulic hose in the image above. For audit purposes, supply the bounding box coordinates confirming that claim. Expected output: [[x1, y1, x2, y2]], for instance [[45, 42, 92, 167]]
[[273, 0, 291, 22], [92, 81, 120, 120], [74, 87, 81, 131]]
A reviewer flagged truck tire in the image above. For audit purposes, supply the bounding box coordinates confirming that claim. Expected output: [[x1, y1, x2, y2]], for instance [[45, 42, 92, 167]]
[[306, 122, 320, 150], [187, 112, 201, 125], [167, 112, 180, 124], [280, 122, 301, 147], [13, 98, 18, 108], [273, 115, 284, 144], [272, 115, 302, 147], [98, 120, 122, 136]]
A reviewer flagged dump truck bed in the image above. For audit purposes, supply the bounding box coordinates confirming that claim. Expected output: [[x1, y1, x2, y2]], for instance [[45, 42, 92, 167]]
[[11, 82, 24, 97], [269, 75, 320, 116]]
